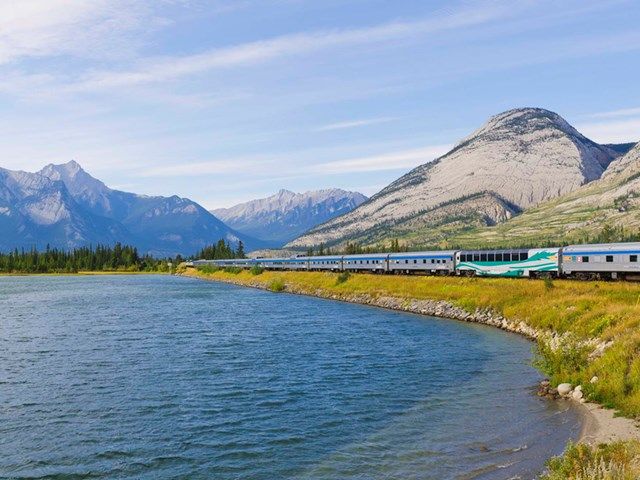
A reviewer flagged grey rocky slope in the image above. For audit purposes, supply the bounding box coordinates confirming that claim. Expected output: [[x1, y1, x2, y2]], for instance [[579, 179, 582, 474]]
[[213, 188, 366, 247], [449, 142, 640, 248], [287, 108, 621, 249], [0, 161, 260, 255]]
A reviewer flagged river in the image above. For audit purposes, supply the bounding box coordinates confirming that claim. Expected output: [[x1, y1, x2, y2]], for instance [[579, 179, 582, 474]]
[[0, 275, 580, 479]]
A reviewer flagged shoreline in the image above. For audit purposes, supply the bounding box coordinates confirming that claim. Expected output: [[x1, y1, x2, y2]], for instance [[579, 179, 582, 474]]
[[0, 271, 169, 277], [578, 401, 640, 445], [180, 268, 640, 451]]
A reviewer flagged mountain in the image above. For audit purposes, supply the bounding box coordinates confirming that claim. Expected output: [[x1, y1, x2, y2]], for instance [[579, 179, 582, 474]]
[[212, 188, 367, 247], [287, 108, 621, 249], [0, 161, 260, 256], [0, 167, 128, 251], [450, 141, 640, 248]]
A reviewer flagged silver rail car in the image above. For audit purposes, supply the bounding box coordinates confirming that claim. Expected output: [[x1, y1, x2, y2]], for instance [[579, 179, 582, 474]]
[[343, 254, 389, 272], [388, 251, 456, 274], [561, 243, 640, 280]]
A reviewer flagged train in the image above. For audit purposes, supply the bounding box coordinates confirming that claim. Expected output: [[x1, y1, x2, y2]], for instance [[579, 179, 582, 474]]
[[188, 242, 640, 281]]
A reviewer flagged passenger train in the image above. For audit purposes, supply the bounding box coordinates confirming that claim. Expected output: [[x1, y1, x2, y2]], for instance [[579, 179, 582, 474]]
[[189, 242, 640, 281]]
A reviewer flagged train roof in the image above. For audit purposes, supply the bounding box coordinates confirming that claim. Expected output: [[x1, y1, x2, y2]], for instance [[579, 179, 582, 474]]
[[563, 243, 640, 253], [388, 250, 456, 258]]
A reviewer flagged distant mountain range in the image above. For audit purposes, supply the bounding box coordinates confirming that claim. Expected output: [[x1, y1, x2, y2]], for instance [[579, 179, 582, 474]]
[[212, 189, 367, 247], [2, 108, 637, 256], [288, 108, 636, 249], [0, 161, 261, 256]]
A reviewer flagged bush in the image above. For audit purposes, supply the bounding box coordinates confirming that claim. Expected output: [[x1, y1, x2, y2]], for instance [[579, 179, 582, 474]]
[[541, 441, 640, 479], [268, 278, 285, 292], [250, 265, 264, 275], [544, 277, 555, 291], [533, 335, 591, 386], [335, 271, 351, 285], [197, 264, 220, 274], [222, 266, 243, 274]]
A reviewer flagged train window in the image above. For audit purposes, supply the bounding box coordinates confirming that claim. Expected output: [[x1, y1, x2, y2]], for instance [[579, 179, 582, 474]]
[[631, 255, 638, 263], [496, 253, 503, 261], [473, 254, 480, 262], [405, 260, 409, 264], [488, 253, 495, 262], [504, 254, 511, 262], [414, 259, 417, 264], [431, 259, 434, 264], [606, 255, 614, 263], [521, 252, 529, 261], [582, 256, 590, 263], [480, 254, 486, 261]]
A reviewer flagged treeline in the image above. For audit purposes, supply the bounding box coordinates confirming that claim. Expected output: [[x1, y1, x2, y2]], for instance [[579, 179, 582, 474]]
[[196, 240, 245, 260], [0, 244, 171, 274], [302, 224, 640, 257], [305, 239, 409, 256]]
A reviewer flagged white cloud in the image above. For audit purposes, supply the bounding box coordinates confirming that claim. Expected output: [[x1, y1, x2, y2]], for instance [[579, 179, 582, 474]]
[[315, 117, 399, 132], [585, 107, 640, 119], [68, 1, 512, 91], [576, 118, 640, 144], [0, 1, 155, 64], [313, 145, 452, 174]]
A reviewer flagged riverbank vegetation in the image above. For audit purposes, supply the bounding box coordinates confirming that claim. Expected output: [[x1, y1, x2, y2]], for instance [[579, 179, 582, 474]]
[[541, 441, 640, 479], [0, 244, 173, 274]]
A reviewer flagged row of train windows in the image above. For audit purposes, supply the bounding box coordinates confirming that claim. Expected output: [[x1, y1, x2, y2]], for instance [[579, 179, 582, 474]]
[[573, 255, 638, 263], [461, 252, 529, 262], [393, 259, 447, 264], [346, 260, 382, 265]]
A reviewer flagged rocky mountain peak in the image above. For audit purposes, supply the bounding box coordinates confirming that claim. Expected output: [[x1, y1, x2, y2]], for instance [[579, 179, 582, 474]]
[[39, 160, 110, 198], [213, 188, 367, 246], [288, 107, 622, 249]]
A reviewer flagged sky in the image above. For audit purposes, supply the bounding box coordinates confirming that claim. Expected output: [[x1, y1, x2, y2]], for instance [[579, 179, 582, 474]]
[[0, 0, 639, 209]]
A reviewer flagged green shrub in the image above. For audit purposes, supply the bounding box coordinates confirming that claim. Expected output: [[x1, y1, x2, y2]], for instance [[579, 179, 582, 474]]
[[335, 271, 351, 285], [533, 335, 591, 386], [268, 278, 285, 292], [250, 265, 264, 275], [224, 266, 243, 274], [544, 277, 555, 291], [197, 264, 220, 274], [541, 441, 640, 479]]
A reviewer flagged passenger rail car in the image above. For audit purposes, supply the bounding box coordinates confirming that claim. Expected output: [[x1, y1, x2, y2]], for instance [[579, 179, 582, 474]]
[[562, 243, 640, 280], [456, 248, 560, 278], [189, 242, 640, 281], [388, 251, 455, 274]]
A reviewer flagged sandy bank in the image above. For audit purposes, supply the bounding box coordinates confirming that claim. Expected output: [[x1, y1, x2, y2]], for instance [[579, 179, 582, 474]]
[[579, 401, 640, 445]]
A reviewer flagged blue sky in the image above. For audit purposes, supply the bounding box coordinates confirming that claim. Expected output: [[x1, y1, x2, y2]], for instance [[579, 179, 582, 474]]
[[1, 0, 639, 209]]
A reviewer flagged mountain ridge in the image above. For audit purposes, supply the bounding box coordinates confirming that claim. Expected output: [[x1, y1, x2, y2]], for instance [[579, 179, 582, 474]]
[[287, 108, 622, 249], [0, 162, 261, 256], [213, 188, 367, 246]]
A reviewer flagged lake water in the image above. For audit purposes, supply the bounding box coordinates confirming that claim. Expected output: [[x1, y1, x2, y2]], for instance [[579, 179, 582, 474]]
[[0, 275, 580, 479]]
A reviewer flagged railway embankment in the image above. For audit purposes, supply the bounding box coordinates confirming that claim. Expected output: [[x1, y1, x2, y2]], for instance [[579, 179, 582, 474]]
[[180, 266, 640, 476]]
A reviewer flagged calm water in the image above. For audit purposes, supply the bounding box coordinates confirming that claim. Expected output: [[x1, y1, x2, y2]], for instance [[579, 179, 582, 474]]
[[0, 275, 580, 479]]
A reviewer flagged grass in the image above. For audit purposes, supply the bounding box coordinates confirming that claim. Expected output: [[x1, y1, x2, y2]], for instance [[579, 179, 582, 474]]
[[267, 277, 285, 292], [541, 441, 640, 479], [250, 265, 265, 275], [183, 267, 640, 418]]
